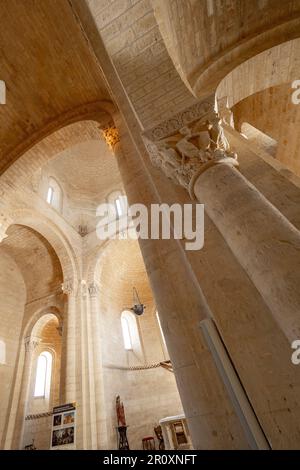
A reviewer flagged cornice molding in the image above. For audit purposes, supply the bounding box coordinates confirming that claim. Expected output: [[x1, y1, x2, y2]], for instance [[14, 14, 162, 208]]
[[143, 97, 215, 142]]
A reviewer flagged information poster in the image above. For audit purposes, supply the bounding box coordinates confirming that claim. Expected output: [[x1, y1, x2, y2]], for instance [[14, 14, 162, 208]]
[[51, 403, 76, 449]]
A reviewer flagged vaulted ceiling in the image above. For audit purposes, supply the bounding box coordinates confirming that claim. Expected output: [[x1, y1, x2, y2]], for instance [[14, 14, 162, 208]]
[[0, 225, 63, 303], [0, 0, 111, 174], [45, 136, 123, 204]]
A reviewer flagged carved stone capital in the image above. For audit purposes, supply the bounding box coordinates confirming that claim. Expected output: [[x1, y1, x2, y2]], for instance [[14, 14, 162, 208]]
[[101, 125, 120, 151], [88, 282, 100, 298], [24, 336, 40, 353], [143, 100, 238, 197], [81, 280, 88, 298], [62, 279, 75, 296]]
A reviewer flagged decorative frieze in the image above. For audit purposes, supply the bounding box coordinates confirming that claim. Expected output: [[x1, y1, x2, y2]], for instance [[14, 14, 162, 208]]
[[143, 97, 215, 141]]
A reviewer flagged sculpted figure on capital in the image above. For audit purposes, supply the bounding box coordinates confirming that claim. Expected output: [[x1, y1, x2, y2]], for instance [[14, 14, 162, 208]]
[[145, 111, 237, 190]]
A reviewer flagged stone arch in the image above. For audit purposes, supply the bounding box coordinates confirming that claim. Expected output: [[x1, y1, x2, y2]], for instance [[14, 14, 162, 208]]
[[84, 239, 111, 286], [3, 307, 63, 450], [23, 307, 62, 341], [0, 100, 117, 203], [6, 208, 79, 284], [216, 38, 300, 109]]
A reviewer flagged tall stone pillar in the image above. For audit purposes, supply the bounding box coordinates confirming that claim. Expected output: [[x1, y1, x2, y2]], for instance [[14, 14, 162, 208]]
[[62, 280, 77, 404], [109, 120, 250, 449], [193, 163, 300, 341], [144, 102, 300, 342], [88, 282, 107, 449], [16, 336, 40, 448]]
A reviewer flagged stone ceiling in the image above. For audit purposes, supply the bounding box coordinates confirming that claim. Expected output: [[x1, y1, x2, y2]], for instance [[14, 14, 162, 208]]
[[152, 0, 300, 97], [0, 0, 110, 174], [45, 134, 123, 205], [41, 317, 61, 346], [86, 0, 198, 129]]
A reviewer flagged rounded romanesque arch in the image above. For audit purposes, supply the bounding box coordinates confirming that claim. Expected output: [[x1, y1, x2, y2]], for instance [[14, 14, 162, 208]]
[[0, 101, 117, 204], [24, 307, 62, 341], [216, 38, 300, 109], [5, 208, 79, 285]]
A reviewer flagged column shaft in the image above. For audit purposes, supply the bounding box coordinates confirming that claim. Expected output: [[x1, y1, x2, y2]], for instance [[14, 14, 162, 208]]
[[89, 284, 107, 449], [65, 291, 76, 403], [112, 130, 250, 449], [194, 163, 300, 341]]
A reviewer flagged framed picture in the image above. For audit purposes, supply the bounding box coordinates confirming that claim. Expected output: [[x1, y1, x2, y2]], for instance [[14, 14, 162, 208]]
[[53, 414, 61, 427]]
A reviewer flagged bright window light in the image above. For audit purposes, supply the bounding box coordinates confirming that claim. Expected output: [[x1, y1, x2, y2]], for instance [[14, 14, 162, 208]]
[[46, 186, 54, 205], [0, 339, 6, 364], [121, 316, 132, 350], [34, 351, 52, 398], [115, 197, 123, 217]]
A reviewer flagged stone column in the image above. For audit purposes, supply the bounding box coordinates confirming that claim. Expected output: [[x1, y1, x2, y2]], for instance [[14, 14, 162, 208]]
[[193, 162, 300, 341], [88, 282, 107, 449], [16, 336, 40, 448], [62, 280, 77, 403], [145, 104, 300, 342], [110, 120, 250, 449]]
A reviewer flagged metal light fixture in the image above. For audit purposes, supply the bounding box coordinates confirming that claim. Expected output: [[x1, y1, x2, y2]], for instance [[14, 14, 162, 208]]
[[130, 287, 146, 316]]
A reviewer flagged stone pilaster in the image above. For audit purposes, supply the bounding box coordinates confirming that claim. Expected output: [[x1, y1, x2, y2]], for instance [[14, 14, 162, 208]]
[[87, 281, 107, 449], [17, 336, 40, 448], [62, 279, 77, 404]]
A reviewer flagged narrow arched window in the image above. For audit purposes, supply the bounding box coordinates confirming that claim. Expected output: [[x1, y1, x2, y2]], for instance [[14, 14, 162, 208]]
[[121, 315, 132, 350], [46, 186, 54, 204], [115, 196, 123, 218], [0, 339, 6, 364], [106, 190, 125, 221], [34, 351, 52, 398], [46, 177, 63, 213]]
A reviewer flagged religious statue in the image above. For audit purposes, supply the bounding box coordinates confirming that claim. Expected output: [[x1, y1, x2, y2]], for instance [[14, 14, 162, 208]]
[[116, 395, 129, 450], [116, 395, 126, 427]]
